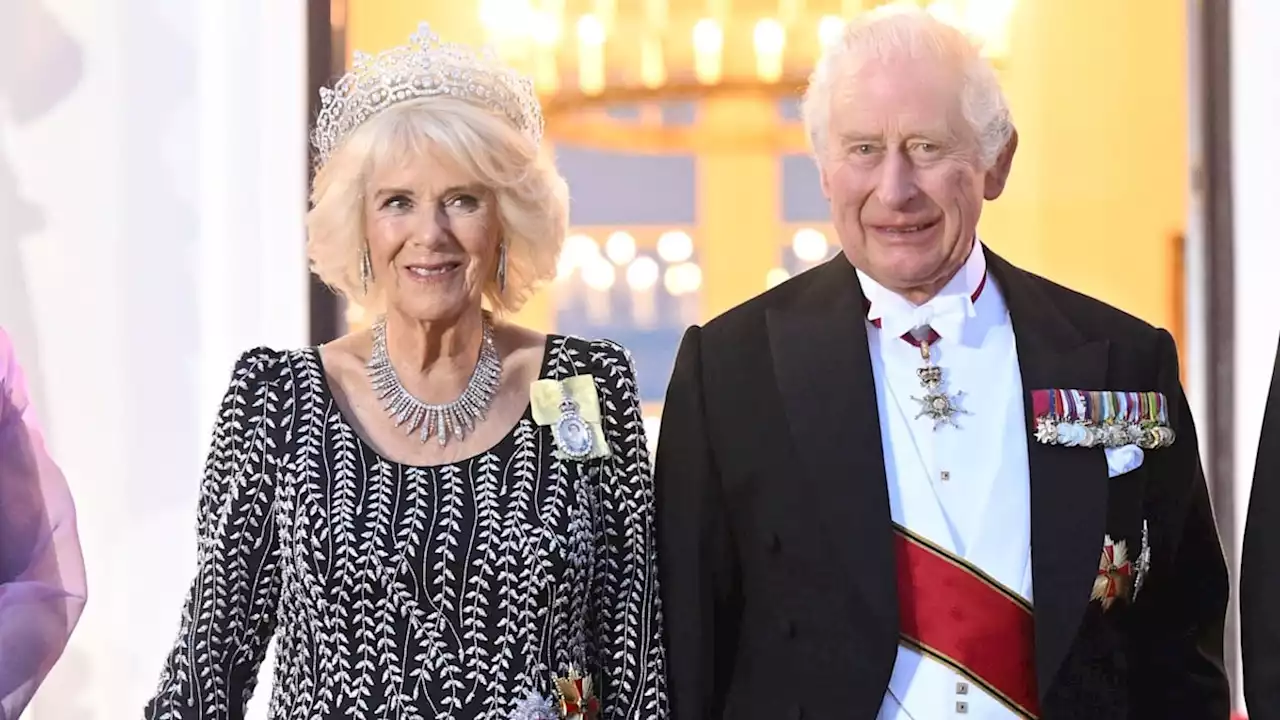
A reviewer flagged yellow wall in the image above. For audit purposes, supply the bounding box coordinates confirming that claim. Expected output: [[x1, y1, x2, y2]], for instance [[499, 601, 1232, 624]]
[[697, 97, 784, 321], [345, 0, 1188, 338], [347, 1, 485, 49], [689, 0, 1188, 334], [980, 0, 1188, 335]]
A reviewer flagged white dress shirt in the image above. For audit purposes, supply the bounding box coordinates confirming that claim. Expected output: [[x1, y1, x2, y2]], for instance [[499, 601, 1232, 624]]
[[860, 243, 1035, 720]]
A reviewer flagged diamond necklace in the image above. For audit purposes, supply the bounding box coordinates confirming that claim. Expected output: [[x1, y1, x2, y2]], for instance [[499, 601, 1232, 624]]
[[366, 314, 503, 446]]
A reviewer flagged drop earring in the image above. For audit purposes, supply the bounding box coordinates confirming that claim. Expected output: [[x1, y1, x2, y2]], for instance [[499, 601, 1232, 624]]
[[496, 240, 508, 294], [359, 245, 373, 295]]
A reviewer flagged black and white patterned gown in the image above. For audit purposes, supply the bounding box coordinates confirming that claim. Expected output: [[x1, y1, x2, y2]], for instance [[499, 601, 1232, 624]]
[[144, 335, 668, 720]]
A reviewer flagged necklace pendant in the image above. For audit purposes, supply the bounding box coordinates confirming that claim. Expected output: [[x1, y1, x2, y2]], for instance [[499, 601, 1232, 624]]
[[552, 394, 595, 459]]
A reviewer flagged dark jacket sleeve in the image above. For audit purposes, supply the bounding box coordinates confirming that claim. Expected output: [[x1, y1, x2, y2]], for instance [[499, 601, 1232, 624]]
[[654, 326, 743, 720], [1242, 335, 1280, 718], [1128, 330, 1231, 716]]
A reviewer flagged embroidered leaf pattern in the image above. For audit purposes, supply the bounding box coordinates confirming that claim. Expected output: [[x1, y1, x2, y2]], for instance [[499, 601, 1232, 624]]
[[144, 337, 668, 719]]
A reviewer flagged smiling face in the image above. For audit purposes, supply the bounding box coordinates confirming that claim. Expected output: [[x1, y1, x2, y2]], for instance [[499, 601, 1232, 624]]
[[363, 147, 502, 323], [818, 54, 1013, 302]]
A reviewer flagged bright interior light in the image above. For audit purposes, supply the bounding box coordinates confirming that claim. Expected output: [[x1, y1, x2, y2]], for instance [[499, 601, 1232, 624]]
[[626, 256, 660, 290], [664, 262, 703, 295], [582, 255, 617, 290], [605, 231, 637, 265], [766, 267, 791, 288], [792, 228, 830, 262], [656, 230, 694, 263]]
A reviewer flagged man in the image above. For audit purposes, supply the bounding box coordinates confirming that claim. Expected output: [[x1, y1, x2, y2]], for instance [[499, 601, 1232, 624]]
[[654, 8, 1229, 719], [1242, 338, 1280, 718]]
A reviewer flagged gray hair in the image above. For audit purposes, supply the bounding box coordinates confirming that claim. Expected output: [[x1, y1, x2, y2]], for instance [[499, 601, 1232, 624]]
[[801, 6, 1014, 168]]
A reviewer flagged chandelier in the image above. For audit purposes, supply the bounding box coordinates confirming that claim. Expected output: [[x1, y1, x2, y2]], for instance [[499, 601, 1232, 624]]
[[478, 0, 1018, 153]]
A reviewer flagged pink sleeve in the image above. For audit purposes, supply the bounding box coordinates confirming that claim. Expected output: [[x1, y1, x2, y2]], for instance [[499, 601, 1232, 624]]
[[0, 327, 87, 720]]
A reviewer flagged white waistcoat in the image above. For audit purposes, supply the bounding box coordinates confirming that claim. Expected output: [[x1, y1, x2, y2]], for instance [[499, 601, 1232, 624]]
[[860, 246, 1034, 720]]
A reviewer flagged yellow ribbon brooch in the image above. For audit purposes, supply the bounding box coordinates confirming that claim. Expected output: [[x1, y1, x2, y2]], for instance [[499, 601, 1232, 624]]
[[530, 375, 611, 460]]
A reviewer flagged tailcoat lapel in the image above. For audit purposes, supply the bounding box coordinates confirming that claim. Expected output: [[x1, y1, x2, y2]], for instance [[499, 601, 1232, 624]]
[[766, 256, 897, 632], [986, 251, 1112, 700]]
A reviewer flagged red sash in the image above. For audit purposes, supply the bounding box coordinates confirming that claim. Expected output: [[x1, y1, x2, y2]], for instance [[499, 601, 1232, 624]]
[[894, 525, 1041, 718]]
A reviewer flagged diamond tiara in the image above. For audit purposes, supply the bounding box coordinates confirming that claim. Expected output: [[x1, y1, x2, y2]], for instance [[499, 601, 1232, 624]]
[[311, 23, 545, 166]]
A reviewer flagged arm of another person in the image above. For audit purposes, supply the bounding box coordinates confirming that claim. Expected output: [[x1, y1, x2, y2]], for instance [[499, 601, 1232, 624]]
[[589, 339, 668, 719], [1128, 329, 1230, 716], [144, 349, 284, 720], [1242, 335, 1280, 719], [0, 329, 86, 720], [654, 326, 742, 720]]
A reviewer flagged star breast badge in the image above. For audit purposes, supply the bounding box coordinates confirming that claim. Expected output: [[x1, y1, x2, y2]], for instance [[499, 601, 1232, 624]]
[[554, 666, 600, 720], [1091, 535, 1133, 611], [911, 364, 969, 429]]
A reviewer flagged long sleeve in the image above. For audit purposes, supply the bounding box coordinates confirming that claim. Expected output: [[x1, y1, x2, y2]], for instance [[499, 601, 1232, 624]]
[[1243, 334, 1280, 718], [590, 339, 668, 720], [146, 349, 284, 720], [653, 326, 741, 720], [0, 328, 86, 720], [1128, 330, 1230, 716]]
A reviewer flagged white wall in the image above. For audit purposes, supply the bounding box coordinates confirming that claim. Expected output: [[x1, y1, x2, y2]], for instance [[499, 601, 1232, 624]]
[[1231, 0, 1280, 714], [0, 1, 308, 717]]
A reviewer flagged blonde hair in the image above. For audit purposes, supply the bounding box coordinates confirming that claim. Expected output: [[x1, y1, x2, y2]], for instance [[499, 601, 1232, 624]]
[[802, 7, 1014, 168], [306, 96, 569, 316]]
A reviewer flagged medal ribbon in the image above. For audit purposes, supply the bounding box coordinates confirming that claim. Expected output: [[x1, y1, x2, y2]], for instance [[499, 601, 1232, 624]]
[[1031, 390, 1170, 426]]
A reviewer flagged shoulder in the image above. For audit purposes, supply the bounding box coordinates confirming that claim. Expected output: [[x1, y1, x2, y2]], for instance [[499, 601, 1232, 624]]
[[0, 325, 11, 366], [1010, 268, 1170, 349], [1018, 271, 1172, 338], [0, 327, 27, 424], [545, 334, 637, 376], [702, 274, 801, 339], [220, 345, 318, 396], [698, 258, 843, 351], [584, 336, 637, 373], [545, 334, 641, 400], [0, 326, 17, 393]]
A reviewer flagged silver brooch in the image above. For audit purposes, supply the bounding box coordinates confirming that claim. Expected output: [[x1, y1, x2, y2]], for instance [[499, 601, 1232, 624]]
[[552, 389, 595, 459]]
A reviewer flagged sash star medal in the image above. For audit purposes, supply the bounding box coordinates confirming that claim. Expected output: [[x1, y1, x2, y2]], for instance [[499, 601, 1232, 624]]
[[554, 667, 600, 720]]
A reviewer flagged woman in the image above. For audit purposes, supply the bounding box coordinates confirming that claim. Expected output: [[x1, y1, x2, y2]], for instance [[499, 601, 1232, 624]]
[[145, 24, 667, 720], [0, 327, 87, 720]]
